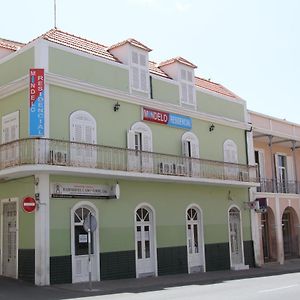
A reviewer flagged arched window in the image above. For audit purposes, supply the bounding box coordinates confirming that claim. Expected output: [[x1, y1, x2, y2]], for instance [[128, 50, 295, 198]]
[[127, 122, 153, 172], [70, 110, 97, 144], [181, 132, 199, 158], [69, 111, 97, 166], [182, 132, 200, 176], [223, 139, 238, 163]]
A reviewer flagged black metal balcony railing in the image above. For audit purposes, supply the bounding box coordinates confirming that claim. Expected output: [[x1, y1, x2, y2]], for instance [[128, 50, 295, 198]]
[[0, 138, 258, 183], [257, 178, 299, 194]]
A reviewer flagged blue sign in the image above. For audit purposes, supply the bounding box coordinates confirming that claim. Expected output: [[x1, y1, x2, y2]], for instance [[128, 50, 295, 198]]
[[29, 69, 45, 136], [168, 113, 192, 130]]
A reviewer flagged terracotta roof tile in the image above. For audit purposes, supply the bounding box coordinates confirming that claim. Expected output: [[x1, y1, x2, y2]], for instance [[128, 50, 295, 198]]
[[159, 56, 197, 69], [23, 28, 239, 100], [0, 38, 24, 51], [109, 38, 152, 52], [42, 29, 118, 62], [149, 61, 170, 78], [195, 77, 240, 99]]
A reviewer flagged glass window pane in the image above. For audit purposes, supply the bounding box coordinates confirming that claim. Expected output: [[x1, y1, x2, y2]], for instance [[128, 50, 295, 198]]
[[137, 241, 142, 259], [145, 240, 150, 258], [75, 225, 94, 255], [193, 224, 199, 253]]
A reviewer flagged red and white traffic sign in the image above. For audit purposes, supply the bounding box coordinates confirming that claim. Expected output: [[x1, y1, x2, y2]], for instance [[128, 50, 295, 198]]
[[22, 197, 37, 213]]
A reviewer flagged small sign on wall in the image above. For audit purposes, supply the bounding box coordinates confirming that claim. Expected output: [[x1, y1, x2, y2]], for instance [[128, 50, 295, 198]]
[[142, 107, 192, 130]]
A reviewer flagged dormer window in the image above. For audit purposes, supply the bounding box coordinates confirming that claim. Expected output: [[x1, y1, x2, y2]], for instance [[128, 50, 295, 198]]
[[180, 68, 195, 106], [131, 50, 149, 93], [158, 56, 197, 108], [108, 38, 152, 98]]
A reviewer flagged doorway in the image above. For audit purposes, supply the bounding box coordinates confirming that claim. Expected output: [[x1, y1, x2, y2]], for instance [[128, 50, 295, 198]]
[[186, 206, 205, 273], [135, 205, 157, 278], [1, 199, 18, 278], [71, 202, 99, 283]]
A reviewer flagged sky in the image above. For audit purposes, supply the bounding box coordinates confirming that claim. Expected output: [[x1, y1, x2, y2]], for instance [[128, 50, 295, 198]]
[[1, 0, 300, 123]]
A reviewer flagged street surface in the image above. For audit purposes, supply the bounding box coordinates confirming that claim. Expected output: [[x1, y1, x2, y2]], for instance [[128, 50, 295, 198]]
[[1, 272, 300, 300]]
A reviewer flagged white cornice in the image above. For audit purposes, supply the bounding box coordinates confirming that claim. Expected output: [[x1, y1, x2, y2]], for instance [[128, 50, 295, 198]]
[[0, 75, 27, 99], [0, 72, 249, 130], [0, 164, 259, 188], [46, 72, 249, 130]]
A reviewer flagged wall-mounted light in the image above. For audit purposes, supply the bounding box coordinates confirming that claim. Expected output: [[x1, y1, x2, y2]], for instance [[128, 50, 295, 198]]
[[209, 124, 215, 132], [113, 102, 120, 112]]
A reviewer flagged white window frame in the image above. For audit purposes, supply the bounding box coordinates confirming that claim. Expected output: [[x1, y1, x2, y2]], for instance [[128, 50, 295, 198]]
[[179, 67, 196, 107], [129, 49, 150, 96]]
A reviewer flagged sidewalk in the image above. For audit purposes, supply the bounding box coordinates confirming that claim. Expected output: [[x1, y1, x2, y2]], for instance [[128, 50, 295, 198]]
[[54, 258, 300, 296]]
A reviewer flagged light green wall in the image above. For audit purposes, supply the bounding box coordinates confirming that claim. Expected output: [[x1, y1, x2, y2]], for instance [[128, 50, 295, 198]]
[[49, 47, 129, 92], [152, 77, 180, 105], [0, 90, 29, 139], [197, 91, 245, 122], [50, 175, 251, 256], [0, 177, 35, 249], [0, 48, 34, 86], [50, 85, 247, 163]]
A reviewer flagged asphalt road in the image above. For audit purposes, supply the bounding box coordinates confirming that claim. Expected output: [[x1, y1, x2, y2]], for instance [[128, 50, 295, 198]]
[[1, 272, 300, 300]]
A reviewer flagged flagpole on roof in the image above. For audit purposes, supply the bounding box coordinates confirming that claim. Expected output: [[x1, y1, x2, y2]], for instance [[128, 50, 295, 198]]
[[54, 0, 57, 28]]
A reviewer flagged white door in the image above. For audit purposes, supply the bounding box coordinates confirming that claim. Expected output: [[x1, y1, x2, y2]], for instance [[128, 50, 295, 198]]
[[229, 208, 243, 267], [135, 207, 156, 278], [1, 201, 18, 278], [224, 139, 239, 180], [71, 206, 98, 283], [186, 207, 204, 273]]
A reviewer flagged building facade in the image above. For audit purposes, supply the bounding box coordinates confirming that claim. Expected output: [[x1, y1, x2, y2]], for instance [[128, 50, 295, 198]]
[[249, 111, 300, 266], [0, 29, 257, 285]]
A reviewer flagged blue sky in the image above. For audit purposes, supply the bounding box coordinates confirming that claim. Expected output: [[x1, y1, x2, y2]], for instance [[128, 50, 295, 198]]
[[2, 0, 300, 123]]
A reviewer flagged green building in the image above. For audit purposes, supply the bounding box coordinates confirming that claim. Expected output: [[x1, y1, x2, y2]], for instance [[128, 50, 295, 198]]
[[0, 29, 258, 285]]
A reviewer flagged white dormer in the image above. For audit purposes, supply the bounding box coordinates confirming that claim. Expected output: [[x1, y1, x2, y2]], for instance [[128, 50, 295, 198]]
[[159, 57, 197, 107], [109, 39, 152, 97]]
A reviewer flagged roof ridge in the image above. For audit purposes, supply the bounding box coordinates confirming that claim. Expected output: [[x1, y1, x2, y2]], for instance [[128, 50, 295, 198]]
[[43, 28, 109, 48]]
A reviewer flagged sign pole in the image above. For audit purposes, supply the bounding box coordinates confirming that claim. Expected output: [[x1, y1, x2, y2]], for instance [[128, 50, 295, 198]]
[[88, 212, 92, 290]]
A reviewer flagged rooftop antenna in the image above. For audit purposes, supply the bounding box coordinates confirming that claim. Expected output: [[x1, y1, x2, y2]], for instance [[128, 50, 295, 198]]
[[54, 0, 57, 28]]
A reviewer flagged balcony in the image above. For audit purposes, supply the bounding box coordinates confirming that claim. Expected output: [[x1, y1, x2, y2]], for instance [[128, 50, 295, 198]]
[[258, 178, 299, 194], [0, 138, 258, 184]]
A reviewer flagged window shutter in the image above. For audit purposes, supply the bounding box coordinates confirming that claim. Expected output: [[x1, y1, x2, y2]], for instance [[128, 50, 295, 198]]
[[132, 51, 139, 64], [188, 84, 194, 104], [190, 139, 199, 158], [258, 151, 265, 179], [85, 125, 93, 144], [74, 124, 83, 142], [142, 132, 152, 152], [181, 69, 187, 80], [187, 70, 193, 82], [139, 53, 146, 67], [127, 130, 136, 150], [287, 156, 295, 182], [224, 140, 238, 163], [274, 154, 280, 181], [140, 69, 147, 91], [2, 111, 19, 144], [181, 82, 188, 103], [132, 66, 140, 89]]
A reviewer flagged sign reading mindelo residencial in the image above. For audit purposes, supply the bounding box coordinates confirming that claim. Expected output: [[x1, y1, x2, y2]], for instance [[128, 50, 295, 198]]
[[142, 107, 192, 130], [29, 69, 45, 136]]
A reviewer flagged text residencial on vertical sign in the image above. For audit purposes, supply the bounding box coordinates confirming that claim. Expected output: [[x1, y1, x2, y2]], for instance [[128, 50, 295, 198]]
[[29, 69, 45, 137]]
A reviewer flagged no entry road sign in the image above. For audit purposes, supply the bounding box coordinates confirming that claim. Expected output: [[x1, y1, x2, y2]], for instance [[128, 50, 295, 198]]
[[22, 197, 37, 213]]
